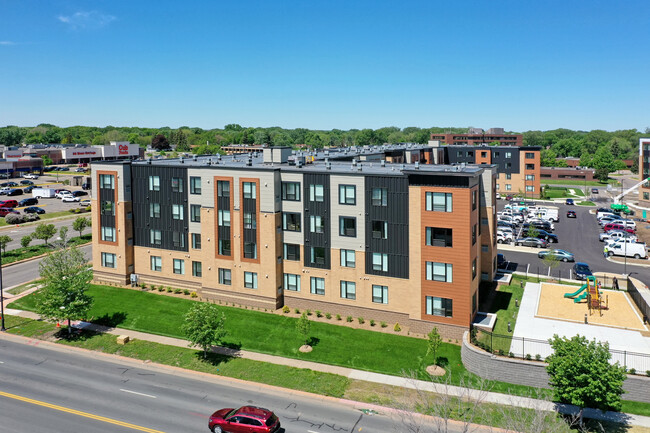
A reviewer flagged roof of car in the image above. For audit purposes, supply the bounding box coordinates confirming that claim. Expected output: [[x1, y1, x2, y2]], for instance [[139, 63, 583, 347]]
[[575, 262, 589, 267], [235, 406, 273, 420]]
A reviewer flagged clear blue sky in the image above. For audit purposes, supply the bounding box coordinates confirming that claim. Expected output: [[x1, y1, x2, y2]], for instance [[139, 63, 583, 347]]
[[1, 0, 649, 132]]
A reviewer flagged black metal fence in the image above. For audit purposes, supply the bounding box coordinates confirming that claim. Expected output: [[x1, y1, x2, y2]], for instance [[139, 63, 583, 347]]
[[472, 327, 650, 372], [627, 278, 650, 325]]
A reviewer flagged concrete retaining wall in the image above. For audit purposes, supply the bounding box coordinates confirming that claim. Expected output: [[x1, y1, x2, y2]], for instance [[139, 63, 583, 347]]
[[461, 332, 650, 403]]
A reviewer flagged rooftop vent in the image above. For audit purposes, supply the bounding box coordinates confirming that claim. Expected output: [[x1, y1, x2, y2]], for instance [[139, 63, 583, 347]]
[[357, 164, 362, 171], [193, 155, 197, 161], [246, 158, 253, 167], [147, 158, 152, 165], [179, 156, 184, 164], [415, 161, 420, 169], [380, 160, 386, 167]]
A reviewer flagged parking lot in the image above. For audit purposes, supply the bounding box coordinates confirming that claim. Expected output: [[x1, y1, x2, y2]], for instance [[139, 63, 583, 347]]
[[496, 200, 650, 286], [0, 174, 91, 214]]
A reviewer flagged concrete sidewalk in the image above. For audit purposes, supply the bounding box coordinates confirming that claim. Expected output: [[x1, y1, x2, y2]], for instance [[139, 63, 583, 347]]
[[3, 307, 650, 428]]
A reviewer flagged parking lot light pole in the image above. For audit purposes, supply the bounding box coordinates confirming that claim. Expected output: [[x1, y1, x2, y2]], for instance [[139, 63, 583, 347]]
[[1, 248, 5, 331]]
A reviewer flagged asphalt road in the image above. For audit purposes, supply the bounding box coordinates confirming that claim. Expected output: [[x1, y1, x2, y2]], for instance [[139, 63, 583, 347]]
[[497, 201, 650, 286], [1, 214, 87, 251], [0, 335, 471, 433], [2, 244, 92, 289]]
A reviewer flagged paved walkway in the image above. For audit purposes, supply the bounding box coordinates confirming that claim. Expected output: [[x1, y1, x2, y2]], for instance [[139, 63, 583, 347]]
[[3, 304, 650, 428]]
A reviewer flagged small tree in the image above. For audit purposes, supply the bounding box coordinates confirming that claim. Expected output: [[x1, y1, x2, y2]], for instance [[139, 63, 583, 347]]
[[526, 224, 539, 238], [426, 327, 442, 365], [36, 245, 93, 335], [181, 302, 227, 358], [0, 235, 11, 254], [20, 235, 32, 249], [546, 334, 626, 424], [542, 253, 561, 278], [296, 311, 311, 346], [72, 217, 91, 237], [32, 223, 57, 246]]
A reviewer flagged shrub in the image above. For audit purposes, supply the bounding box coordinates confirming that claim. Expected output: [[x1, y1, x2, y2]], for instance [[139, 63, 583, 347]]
[[315, 310, 322, 318], [294, 308, 300, 314], [535, 354, 542, 361], [25, 214, 40, 222], [380, 321, 387, 328], [646, 370, 650, 377], [325, 312, 331, 319], [190, 292, 198, 298], [358, 317, 365, 324], [629, 368, 636, 375], [497, 349, 504, 356], [5, 214, 25, 224], [525, 354, 532, 361], [508, 352, 515, 358], [369, 319, 375, 326], [158, 286, 165, 292], [306, 309, 312, 316], [394, 323, 401, 332], [282, 306, 290, 314], [174, 288, 182, 294], [336, 314, 341, 321], [183, 289, 191, 295], [166, 287, 173, 293], [346, 316, 353, 323], [62, 179, 70, 185], [140, 283, 147, 290]]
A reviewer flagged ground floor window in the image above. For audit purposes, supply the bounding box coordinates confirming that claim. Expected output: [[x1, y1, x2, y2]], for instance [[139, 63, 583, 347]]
[[150, 256, 161, 272], [101, 252, 116, 268], [192, 261, 202, 277], [340, 280, 356, 300], [310, 277, 325, 295], [283, 273, 300, 291], [372, 285, 388, 304], [425, 296, 453, 318], [173, 259, 185, 275], [218, 268, 231, 285], [244, 271, 258, 289]]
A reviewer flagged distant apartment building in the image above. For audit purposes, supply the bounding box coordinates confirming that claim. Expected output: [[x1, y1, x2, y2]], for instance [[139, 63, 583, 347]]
[[430, 128, 523, 147], [639, 138, 650, 207], [91, 147, 498, 339], [541, 167, 596, 182]]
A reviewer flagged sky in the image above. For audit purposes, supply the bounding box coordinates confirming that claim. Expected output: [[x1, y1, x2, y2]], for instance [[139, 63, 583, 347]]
[[1, 0, 649, 132]]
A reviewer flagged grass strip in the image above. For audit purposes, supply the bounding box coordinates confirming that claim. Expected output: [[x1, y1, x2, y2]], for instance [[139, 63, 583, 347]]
[[1, 234, 91, 265], [0, 210, 88, 227]]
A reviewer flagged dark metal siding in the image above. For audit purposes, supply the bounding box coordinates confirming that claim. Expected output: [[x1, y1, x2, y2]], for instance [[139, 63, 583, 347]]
[[303, 173, 330, 269], [217, 194, 230, 249], [365, 176, 409, 279], [132, 165, 188, 252], [490, 148, 520, 174], [242, 195, 257, 244], [98, 179, 116, 229]]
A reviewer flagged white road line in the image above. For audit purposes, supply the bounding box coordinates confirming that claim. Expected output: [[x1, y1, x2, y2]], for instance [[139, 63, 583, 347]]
[[0, 361, 4, 364], [119, 389, 157, 399]]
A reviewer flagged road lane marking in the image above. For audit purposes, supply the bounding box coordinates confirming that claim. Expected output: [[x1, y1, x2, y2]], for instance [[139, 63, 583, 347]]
[[120, 388, 157, 399], [0, 390, 165, 433]]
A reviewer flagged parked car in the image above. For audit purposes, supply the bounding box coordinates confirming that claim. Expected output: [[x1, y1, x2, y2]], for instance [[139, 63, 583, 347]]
[[81, 182, 91, 190], [209, 406, 281, 433], [522, 221, 554, 232], [55, 189, 71, 198], [573, 262, 593, 280], [23, 206, 45, 214], [75, 167, 86, 172], [565, 198, 575, 205], [599, 216, 623, 227], [497, 221, 516, 230], [0, 208, 19, 217], [23, 173, 39, 179], [606, 242, 647, 260], [505, 194, 514, 201], [603, 223, 635, 234], [592, 188, 599, 194], [497, 232, 513, 244], [18, 198, 38, 207], [79, 199, 91, 206], [0, 173, 10, 179], [538, 249, 575, 262], [566, 210, 576, 218], [515, 237, 548, 248], [2, 182, 18, 187], [7, 188, 22, 196], [61, 195, 81, 202], [0, 200, 18, 208], [496, 192, 501, 199], [0, 187, 11, 195], [58, 166, 70, 171], [24, 185, 35, 193], [72, 190, 88, 197], [534, 229, 558, 243], [599, 230, 637, 243], [20, 180, 34, 185], [497, 253, 507, 269]]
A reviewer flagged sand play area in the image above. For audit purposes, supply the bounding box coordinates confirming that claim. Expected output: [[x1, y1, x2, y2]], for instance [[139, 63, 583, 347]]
[[536, 282, 648, 332]]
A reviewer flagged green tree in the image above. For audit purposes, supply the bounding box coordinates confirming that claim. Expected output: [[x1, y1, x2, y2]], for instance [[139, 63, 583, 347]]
[[32, 223, 57, 246], [542, 253, 561, 277], [0, 235, 11, 254], [151, 134, 170, 150], [0, 127, 25, 146], [36, 245, 93, 335], [426, 327, 442, 364], [546, 334, 626, 422], [355, 128, 377, 146], [522, 130, 545, 147], [20, 235, 32, 249], [592, 146, 616, 182], [72, 217, 91, 237], [296, 311, 311, 345], [41, 155, 53, 166], [181, 302, 227, 358], [579, 149, 593, 168], [540, 149, 557, 167]]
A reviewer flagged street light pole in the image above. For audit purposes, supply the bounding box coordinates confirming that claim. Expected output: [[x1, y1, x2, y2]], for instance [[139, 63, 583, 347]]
[[1, 248, 5, 331]]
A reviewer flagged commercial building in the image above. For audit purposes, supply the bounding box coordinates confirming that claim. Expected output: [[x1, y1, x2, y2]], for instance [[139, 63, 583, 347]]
[[639, 138, 650, 207], [17, 141, 142, 165], [91, 147, 498, 338], [540, 167, 596, 182], [430, 128, 523, 147]]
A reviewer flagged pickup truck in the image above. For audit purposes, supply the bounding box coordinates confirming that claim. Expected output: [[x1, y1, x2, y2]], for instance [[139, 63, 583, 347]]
[[23, 173, 39, 179]]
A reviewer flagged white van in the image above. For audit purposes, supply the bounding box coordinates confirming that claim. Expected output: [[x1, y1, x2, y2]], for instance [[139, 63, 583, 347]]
[[606, 242, 647, 259], [619, 219, 636, 229], [597, 211, 619, 220]]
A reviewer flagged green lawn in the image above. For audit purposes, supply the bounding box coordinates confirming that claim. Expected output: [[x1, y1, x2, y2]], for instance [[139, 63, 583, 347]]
[[540, 178, 620, 187], [543, 186, 585, 199], [577, 201, 596, 206], [1, 234, 91, 265]]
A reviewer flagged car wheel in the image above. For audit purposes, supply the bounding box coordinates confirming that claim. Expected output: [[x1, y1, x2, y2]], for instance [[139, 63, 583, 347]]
[[497, 239, 502, 244], [562, 258, 568, 262], [634, 254, 641, 259], [516, 243, 521, 246], [608, 251, 614, 257], [537, 244, 542, 248], [212, 427, 223, 433]]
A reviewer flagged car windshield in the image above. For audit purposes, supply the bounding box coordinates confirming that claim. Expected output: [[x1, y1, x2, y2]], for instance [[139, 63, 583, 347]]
[[576, 265, 590, 272], [266, 414, 278, 426]]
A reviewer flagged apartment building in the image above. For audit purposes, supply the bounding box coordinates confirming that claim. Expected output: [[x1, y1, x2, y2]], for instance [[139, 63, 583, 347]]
[[430, 128, 523, 147], [639, 138, 650, 207], [92, 148, 498, 339]]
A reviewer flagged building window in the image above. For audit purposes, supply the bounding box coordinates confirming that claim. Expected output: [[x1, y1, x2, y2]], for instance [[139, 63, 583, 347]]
[[526, 152, 535, 159], [99, 174, 114, 189], [340, 281, 356, 300], [218, 239, 231, 256], [426, 296, 453, 317], [310, 247, 325, 265], [425, 192, 452, 212], [482, 244, 489, 253], [310, 277, 325, 295], [244, 271, 258, 289], [505, 163, 512, 169], [190, 205, 201, 222], [494, 152, 500, 158], [526, 185, 535, 192], [472, 258, 477, 280], [426, 262, 453, 282], [243, 242, 257, 259], [372, 285, 388, 304], [192, 261, 202, 277], [644, 192, 649, 200], [505, 173, 511, 180], [173, 259, 185, 275], [149, 203, 160, 218], [340, 249, 355, 268], [101, 201, 115, 216], [526, 164, 535, 170], [150, 256, 162, 271], [309, 184, 324, 202], [101, 252, 116, 268], [281, 182, 300, 201], [218, 210, 231, 227], [505, 184, 512, 191], [372, 220, 388, 239], [339, 185, 356, 205], [171, 177, 183, 193], [372, 253, 388, 272], [172, 204, 184, 220], [190, 176, 201, 194], [472, 190, 477, 210], [505, 152, 512, 159], [282, 212, 301, 231], [481, 217, 488, 226], [148, 176, 160, 191], [217, 181, 230, 197], [243, 182, 256, 199], [218, 268, 231, 285], [525, 174, 535, 181], [371, 187, 388, 206], [150, 229, 162, 246], [425, 227, 452, 247], [339, 216, 356, 237], [284, 274, 301, 292], [310, 215, 324, 233], [172, 231, 185, 248], [481, 151, 487, 157], [101, 226, 115, 242], [472, 224, 477, 245], [496, 184, 500, 190], [191, 233, 201, 249], [243, 212, 257, 229], [283, 243, 300, 261]]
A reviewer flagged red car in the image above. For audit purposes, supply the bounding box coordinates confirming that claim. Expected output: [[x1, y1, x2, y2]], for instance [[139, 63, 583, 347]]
[[603, 223, 635, 234], [566, 210, 576, 218], [0, 208, 18, 217], [0, 199, 18, 208], [209, 406, 281, 433]]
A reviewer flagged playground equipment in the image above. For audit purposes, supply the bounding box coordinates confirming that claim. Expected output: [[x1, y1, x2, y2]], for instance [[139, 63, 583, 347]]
[[563, 276, 609, 316], [564, 279, 591, 303]]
